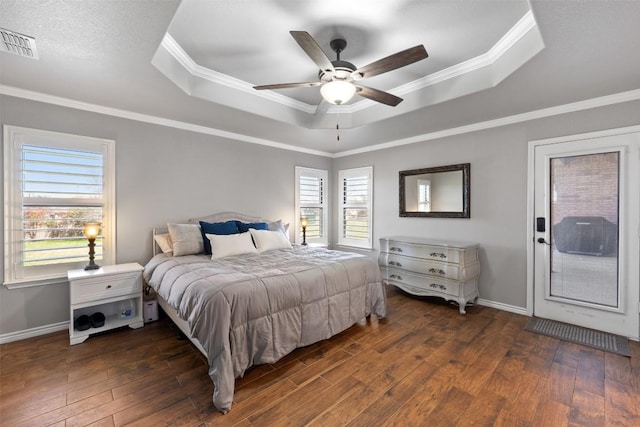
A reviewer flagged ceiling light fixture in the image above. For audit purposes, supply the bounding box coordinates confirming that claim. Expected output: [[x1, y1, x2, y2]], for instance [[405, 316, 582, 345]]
[[320, 80, 356, 105]]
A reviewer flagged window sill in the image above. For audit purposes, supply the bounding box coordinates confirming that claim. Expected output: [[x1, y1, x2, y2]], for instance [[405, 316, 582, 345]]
[[3, 275, 69, 289]]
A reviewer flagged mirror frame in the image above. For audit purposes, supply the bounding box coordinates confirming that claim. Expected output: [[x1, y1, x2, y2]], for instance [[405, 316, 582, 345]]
[[399, 163, 470, 218]]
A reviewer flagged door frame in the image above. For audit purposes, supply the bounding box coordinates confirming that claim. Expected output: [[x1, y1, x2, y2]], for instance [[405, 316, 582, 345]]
[[526, 125, 640, 338]]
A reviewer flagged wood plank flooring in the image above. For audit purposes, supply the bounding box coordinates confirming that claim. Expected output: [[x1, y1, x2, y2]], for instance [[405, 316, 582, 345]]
[[1, 286, 639, 426]]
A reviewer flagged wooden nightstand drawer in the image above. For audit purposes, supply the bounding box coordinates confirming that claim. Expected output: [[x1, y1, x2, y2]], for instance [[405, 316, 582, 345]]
[[72, 272, 141, 304]]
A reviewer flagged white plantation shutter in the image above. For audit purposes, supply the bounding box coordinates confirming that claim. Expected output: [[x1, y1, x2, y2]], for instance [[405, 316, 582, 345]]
[[22, 145, 104, 266], [295, 167, 328, 245], [339, 166, 373, 248], [4, 126, 115, 286]]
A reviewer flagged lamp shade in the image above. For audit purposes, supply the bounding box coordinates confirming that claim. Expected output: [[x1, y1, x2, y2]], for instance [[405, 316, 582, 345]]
[[300, 217, 309, 228], [320, 81, 356, 105], [83, 222, 100, 239]]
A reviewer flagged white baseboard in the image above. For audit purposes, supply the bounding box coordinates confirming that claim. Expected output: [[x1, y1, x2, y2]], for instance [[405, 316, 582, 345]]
[[477, 298, 529, 316], [0, 298, 528, 345], [0, 321, 69, 345]]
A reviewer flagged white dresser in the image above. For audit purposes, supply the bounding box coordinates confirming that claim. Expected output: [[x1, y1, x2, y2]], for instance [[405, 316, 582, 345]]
[[379, 236, 480, 314]]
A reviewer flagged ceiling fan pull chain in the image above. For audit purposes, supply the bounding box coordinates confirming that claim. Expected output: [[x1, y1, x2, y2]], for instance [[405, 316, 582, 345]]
[[336, 107, 340, 142]]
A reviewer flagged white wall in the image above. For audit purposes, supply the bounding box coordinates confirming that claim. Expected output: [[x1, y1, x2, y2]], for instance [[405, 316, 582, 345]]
[[332, 100, 640, 310], [0, 95, 332, 335]]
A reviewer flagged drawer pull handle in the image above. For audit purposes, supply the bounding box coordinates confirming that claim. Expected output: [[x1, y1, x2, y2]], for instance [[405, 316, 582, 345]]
[[428, 268, 445, 275], [106, 285, 112, 289], [390, 274, 403, 281], [429, 252, 447, 259], [390, 247, 403, 253], [429, 283, 447, 291], [389, 261, 402, 267]]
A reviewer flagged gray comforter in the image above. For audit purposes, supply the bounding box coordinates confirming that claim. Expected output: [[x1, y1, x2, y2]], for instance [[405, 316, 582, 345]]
[[143, 246, 386, 413]]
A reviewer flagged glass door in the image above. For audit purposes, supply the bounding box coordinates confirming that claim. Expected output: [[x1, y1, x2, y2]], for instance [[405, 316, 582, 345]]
[[549, 152, 620, 307], [533, 131, 639, 338]]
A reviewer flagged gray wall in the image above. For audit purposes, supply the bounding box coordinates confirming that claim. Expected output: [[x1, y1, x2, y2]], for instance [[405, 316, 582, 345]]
[[0, 95, 331, 335], [332, 100, 640, 309], [2, 94, 639, 336]]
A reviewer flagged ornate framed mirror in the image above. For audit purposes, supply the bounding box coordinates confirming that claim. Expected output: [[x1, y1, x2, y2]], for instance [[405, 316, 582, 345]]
[[399, 163, 470, 218]]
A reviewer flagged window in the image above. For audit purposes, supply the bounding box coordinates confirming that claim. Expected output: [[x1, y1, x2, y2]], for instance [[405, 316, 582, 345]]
[[294, 167, 328, 245], [338, 166, 373, 249], [417, 179, 431, 212], [3, 126, 115, 287]]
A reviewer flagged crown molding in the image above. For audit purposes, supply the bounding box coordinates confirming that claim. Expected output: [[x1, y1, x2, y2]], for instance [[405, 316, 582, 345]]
[[0, 85, 333, 157], [162, 34, 317, 114], [392, 11, 536, 98], [334, 88, 640, 157], [488, 10, 537, 62], [2, 85, 638, 159]]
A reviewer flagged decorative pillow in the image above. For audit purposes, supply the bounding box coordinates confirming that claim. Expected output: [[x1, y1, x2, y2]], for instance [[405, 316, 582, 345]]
[[236, 221, 269, 233], [167, 223, 203, 256], [199, 220, 239, 254], [268, 219, 290, 238], [249, 228, 292, 253], [153, 233, 173, 254], [207, 232, 258, 259]]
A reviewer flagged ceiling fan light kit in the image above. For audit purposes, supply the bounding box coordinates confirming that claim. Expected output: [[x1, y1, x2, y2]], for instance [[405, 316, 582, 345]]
[[320, 80, 356, 105], [253, 31, 428, 109]]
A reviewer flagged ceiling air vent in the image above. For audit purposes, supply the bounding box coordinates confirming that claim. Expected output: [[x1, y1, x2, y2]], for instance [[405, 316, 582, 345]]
[[0, 28, 38, 59]]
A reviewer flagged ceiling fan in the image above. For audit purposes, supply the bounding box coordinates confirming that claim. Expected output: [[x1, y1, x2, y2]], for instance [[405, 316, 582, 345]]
[[253, 31, 428, 108]]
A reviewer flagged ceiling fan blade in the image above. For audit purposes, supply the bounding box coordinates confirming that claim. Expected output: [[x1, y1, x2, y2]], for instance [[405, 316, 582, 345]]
[[314, 99, 331, 115], [253, 81, 322, 90], [355, 85, 403, 106], [290, 31, 335, 73], [352, 45, 428, 80]]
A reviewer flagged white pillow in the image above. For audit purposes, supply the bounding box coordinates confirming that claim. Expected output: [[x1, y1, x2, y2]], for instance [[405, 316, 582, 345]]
[[207, 232, 258, 259], [154, 233, 173, 254], [249, 228, 292, 253], [167, 223, 203, 256], [268, 219, 290, 239]]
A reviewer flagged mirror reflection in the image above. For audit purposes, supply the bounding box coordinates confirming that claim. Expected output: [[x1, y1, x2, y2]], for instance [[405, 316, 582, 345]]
[[399, 163, 470, 218]]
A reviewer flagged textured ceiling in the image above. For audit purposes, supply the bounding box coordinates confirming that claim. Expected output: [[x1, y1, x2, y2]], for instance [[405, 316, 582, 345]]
[[1, 0, 639, 155]]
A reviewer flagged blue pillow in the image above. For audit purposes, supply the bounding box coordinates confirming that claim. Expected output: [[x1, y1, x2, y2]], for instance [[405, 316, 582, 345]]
[[236, 221, 269, 233], [199, 220, 239, 254]]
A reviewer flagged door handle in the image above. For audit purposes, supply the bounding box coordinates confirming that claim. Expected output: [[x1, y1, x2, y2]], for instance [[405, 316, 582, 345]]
[[537, 237, 550, 245]]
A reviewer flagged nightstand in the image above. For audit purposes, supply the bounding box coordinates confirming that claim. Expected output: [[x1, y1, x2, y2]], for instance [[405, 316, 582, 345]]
[[68, 263, 144, 345]]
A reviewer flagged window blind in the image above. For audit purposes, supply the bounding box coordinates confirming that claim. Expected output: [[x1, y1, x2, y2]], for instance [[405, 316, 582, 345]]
[[342, 175, 369, 240], [21, 145, 104, 266], [338, 166, 373, 248], [294, 167, 328, 245], [299, 175, 324, 239]]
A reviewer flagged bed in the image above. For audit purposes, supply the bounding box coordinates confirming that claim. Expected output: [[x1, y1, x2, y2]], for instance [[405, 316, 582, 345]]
[[143, 212, 386, 413]]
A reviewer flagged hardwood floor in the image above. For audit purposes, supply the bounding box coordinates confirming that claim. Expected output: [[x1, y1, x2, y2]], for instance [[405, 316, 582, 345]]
[[1, 286, 639, 426]]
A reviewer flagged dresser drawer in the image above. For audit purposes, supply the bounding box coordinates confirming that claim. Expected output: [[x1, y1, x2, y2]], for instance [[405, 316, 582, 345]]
[[378, 253, 480, 282], [381, 267, 460, 297], [380, 239, 478, 265], [71, 271, 142, 304]]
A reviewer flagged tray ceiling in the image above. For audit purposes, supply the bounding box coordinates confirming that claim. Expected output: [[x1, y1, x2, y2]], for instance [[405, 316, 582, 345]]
[[1, 1, 639, 154]]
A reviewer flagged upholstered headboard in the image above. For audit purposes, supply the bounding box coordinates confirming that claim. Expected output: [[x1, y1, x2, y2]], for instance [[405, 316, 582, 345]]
[[189, 211, 265, 225]]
